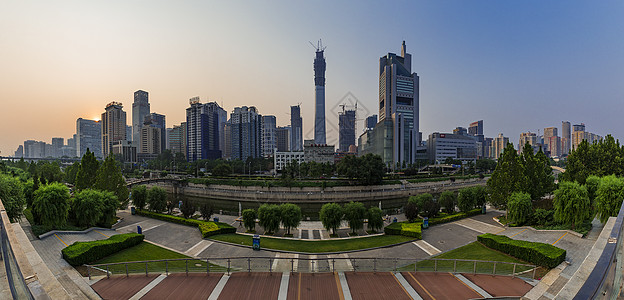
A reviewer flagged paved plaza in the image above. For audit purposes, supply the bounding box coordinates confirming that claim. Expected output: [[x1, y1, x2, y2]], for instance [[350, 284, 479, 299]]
[[22, 206, 605, 299]]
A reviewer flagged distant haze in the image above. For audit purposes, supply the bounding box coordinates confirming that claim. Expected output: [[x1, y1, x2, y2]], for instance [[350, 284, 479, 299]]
[[1, 1, 623, 156]]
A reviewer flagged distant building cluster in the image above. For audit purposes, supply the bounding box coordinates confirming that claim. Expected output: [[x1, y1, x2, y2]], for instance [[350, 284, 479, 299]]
[[11, 40, 606, 169]]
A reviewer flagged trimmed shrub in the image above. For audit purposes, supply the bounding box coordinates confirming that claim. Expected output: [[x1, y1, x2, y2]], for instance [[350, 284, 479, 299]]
[[477, 233, 566, 268], [62, 233, 144, 266], [384, 222, 422, 239], [427, 208, 482, 226], [136, 210, 235, 237]]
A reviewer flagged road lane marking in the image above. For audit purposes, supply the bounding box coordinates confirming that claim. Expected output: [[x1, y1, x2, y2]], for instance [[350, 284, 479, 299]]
[[454, 222, 486, 234], [184, 240, 214, 257], [412, 241, 442, 256], [141, 223, 164, 233], [55, 234, 68, 247], [94, 230, 109, 238], [510, 228, 528, 238], [552, 232, 568, 245]]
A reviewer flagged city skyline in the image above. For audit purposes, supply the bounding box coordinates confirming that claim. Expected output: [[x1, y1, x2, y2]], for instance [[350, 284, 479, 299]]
[[2, 1, 624, 156]]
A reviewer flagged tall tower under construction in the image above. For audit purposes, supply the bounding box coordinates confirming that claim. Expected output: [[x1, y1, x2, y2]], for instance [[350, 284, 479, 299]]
[[313, 40, 326, 145]]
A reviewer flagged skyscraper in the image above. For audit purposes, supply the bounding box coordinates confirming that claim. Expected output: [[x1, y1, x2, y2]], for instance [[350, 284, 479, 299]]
[[492, 133, 509, 160], [338, 109, 356, 152], [230, 106, 263, 161], [144, 113, 166, 153], [378, 41, 420, 166], [276, 126, 291, 152], [365, 115, 378, 130], [186, 98, 224, 162], [290, 105, 303, 151], [262, 115, 277, 157], [101, 102, 127, 158], [76, 118, 102, 158], [562, 121, 571, 156], [140, 125, 162, 155], [167, 123, 187, 158], [313, 40, 326, 145], [132, 90, 150, 145]]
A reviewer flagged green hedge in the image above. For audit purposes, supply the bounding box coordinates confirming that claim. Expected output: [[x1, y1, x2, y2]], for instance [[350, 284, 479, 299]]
[[428, 208, 482, 226], [477, 233, 566, 268], [62, 233, 144, 266], [384, 222, 422, 239], [136, 210, 236, 237]]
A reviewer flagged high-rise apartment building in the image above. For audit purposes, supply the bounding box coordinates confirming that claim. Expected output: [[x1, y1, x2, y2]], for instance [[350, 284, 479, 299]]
[[276, 126, 291, 152], [140, 125, 162, 155], [518, 132, 538, 151], [51, 138, 64, 158], [14, 145, 23, 157], [186, 98, 224, 162], [132, 90, 150, 145], [313, 40, 326, 145], [230, 106, 263, 161], [543, 127, 559, 157], [290, 105, 303, 151], [338, 109, 356, 152], [76, 118, 102, 158], [377, 41, 420, 167], [167, 123, 187, 158], [101, 102, 127, 158], [492, 133, 509, 160], [262, 115, 277, 157], [144, 113, 166, 153]]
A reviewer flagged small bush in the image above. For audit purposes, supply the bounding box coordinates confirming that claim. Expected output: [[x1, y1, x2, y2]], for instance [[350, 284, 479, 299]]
[[477, 233, 566, 268], [428, 208, 481, 226], [62, 233, 144, 266], [531, 209, 554, 226], [384, 222, 422, 239]]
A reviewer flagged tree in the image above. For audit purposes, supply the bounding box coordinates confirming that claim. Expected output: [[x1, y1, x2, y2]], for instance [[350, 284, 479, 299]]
[[404, 198, 420, 222], [487, 143, 526, 208], [476, 159, 497, 173], [319, 203, 343, 235], [585, 175, 600, 205], [199, 202, 213, 220], [98, 191, 119, 227], [279, 203, 302, 235], [75, 149, 100, 190], [94, 155, 129, 209], [553, 181, 591, 229], [367, 207, 384, 233], [343, 202, 366, 234], [336, 154, 385, 185], [472, 186, 488, 208], [33, 182, 71, 227], [212, 163, 232, 177], [457, 187, 476, 213], [257, 204, 281, 234], [131, 185, 148, 210], [521, 144, 554, 200], [595, 175, 624, 223], [242, 209, 257, 232], [412, 194, 439, 218], [439, 191, 457, 214], [64, 161, 80, 184], [72, 189, 104, 227], [507, 192, 533, 225], [0, 173, 26, 222], [147, 186, 168, 213], [180, 198, 196, 219]]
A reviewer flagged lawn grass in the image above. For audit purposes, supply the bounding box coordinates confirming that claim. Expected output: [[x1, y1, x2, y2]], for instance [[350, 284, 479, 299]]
[[398, 242, 547, 278], [87, 242, 227, 276], [210, 234, 414, 253]]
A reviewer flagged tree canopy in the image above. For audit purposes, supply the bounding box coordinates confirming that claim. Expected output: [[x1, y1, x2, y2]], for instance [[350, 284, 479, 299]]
[[507, 192, 532, 225], [33, 182, 71, 227], [94, 155, 128, 209], [595, 175, 624, 223], [367, 207, 384, 233], [553, 181, 591, 229], [320, 203, 343, 235], [0, 173, 26, 222], [147, 186, 167, 213], [562, 135, 624, 184], [343, 202, 366, 234], [279, 203, 302, 235], [336, 154, 385, 185], [75, 149, 100, 190], [242, 209, 257, 232], [258, 204, 281, 234]]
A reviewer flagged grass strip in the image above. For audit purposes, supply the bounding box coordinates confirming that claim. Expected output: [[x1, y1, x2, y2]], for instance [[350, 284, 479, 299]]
[[210, 234, 414, 253]]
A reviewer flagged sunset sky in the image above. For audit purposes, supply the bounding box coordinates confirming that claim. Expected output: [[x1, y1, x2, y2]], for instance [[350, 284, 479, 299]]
[[1, 1, 623, 156]]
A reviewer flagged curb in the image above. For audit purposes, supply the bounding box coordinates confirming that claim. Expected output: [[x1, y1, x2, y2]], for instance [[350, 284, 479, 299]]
[[38, 227, 116, 239], [205, 236, 417, 255], [235, 231, 385, 241]]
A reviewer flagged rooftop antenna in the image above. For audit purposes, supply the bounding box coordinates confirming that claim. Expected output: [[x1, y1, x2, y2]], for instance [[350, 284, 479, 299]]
[[309, 39, 326, 52]]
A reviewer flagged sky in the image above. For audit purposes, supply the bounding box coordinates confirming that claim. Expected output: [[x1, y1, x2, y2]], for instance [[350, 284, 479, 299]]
[[1, 1, 623, 156]]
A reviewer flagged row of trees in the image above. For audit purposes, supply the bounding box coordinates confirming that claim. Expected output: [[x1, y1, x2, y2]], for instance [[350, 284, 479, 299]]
[[561, 135, 624, 184], [319, 202, 384, 235], [404, 187, 487, 222]]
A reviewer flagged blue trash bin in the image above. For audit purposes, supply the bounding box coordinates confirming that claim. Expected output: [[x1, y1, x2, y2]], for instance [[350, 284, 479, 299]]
[[252, 234, 260, 250], [131, 207, 136, 215], [423, 217, 429, 229], [137, 225, 142, 234], [213, 217, 219, 222]]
